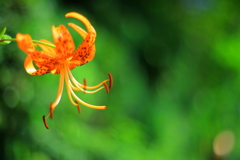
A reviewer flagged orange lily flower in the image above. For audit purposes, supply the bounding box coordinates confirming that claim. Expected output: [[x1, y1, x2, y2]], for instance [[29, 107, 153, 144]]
[[16, 12, 113, 129]]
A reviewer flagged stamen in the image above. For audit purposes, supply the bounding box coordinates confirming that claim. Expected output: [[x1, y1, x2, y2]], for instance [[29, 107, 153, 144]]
[[43, 116, 49, 129], [103, 82, 110, 94], [70, 81, 92, 92], [64, 66, 107, 109], [48, 68, 65, 118], [42, 67, 65, 129], [75, 100, 81, 113], [108, 73, 113, 89], [71, 87, 107, 109], [67, 66, 109, 89], [69, 78, 106, 94], [63, 67, 83, 112], [49, 103, 54, 119], [66, 68, 107, 94], [83, 78, 87, 93]]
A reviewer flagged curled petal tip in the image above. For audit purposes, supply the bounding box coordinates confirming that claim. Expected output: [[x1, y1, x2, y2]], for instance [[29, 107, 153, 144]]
[[65, 12, 79, 18], [65, 13, 69, 18], [43, 116, 49, 129], [65, 12, 73, 17]]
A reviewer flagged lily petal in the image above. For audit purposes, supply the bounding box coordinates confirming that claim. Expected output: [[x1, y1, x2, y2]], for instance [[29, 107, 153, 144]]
[[37, 39, 56, 57], [68, 23, 96, 64], [65, 12, 96, 34], [68, 22, 87, 39], [52, 25, 75, 60], [16, 33, 35, 54], [74, 33, 96, 64], [24, 55, 57, 75]]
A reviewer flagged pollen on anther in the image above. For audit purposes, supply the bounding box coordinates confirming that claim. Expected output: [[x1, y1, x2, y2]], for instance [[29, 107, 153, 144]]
[[43, 116, 49, 129], [49, 103, 54, 119], [83, 78, 87, 93], [108, 73, 113, 89], [103, 82, 110, 94], [75, 100, 81, 113]]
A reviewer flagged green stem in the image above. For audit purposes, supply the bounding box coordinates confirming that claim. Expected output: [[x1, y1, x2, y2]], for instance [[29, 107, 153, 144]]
[[0, 38, 56, 48]]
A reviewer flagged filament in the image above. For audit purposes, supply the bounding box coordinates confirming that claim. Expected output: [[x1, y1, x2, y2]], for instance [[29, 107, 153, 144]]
[[64, 69, 80, 107], [69, 79, 105, 93], [66, 71, 105, 93], [66, 66, 109, 89], [43, 66, 65, 128], [69, 86, 106, 109], [64, 65, 106, 110], [43, 63, 111, 129]]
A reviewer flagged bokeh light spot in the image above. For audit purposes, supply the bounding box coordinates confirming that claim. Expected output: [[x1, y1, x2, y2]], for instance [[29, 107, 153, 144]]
[[213, 130, 235, 157], [0, 67, 12, 86], [17, 78, 34, 103], [3, 86, 20, 108]]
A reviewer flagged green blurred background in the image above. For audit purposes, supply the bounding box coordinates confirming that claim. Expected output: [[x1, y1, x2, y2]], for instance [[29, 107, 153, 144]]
[[0, 0, 240, 159]]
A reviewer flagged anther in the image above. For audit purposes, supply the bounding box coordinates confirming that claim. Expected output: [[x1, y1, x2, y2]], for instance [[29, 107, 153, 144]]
[[108, 73, 113, 89], [75, 100, 81, 113], [83, 78, 87, 93], [103, 82, 110, 94], [43, 116, 49, 129], [49, 103, 54, 119]]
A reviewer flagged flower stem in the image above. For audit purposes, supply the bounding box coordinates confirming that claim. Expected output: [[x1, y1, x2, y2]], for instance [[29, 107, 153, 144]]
[[0, 38, 56, 48]]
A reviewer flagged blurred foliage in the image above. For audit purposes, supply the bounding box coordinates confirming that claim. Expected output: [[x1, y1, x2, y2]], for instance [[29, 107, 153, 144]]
[[0, 0, 240, 159]]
